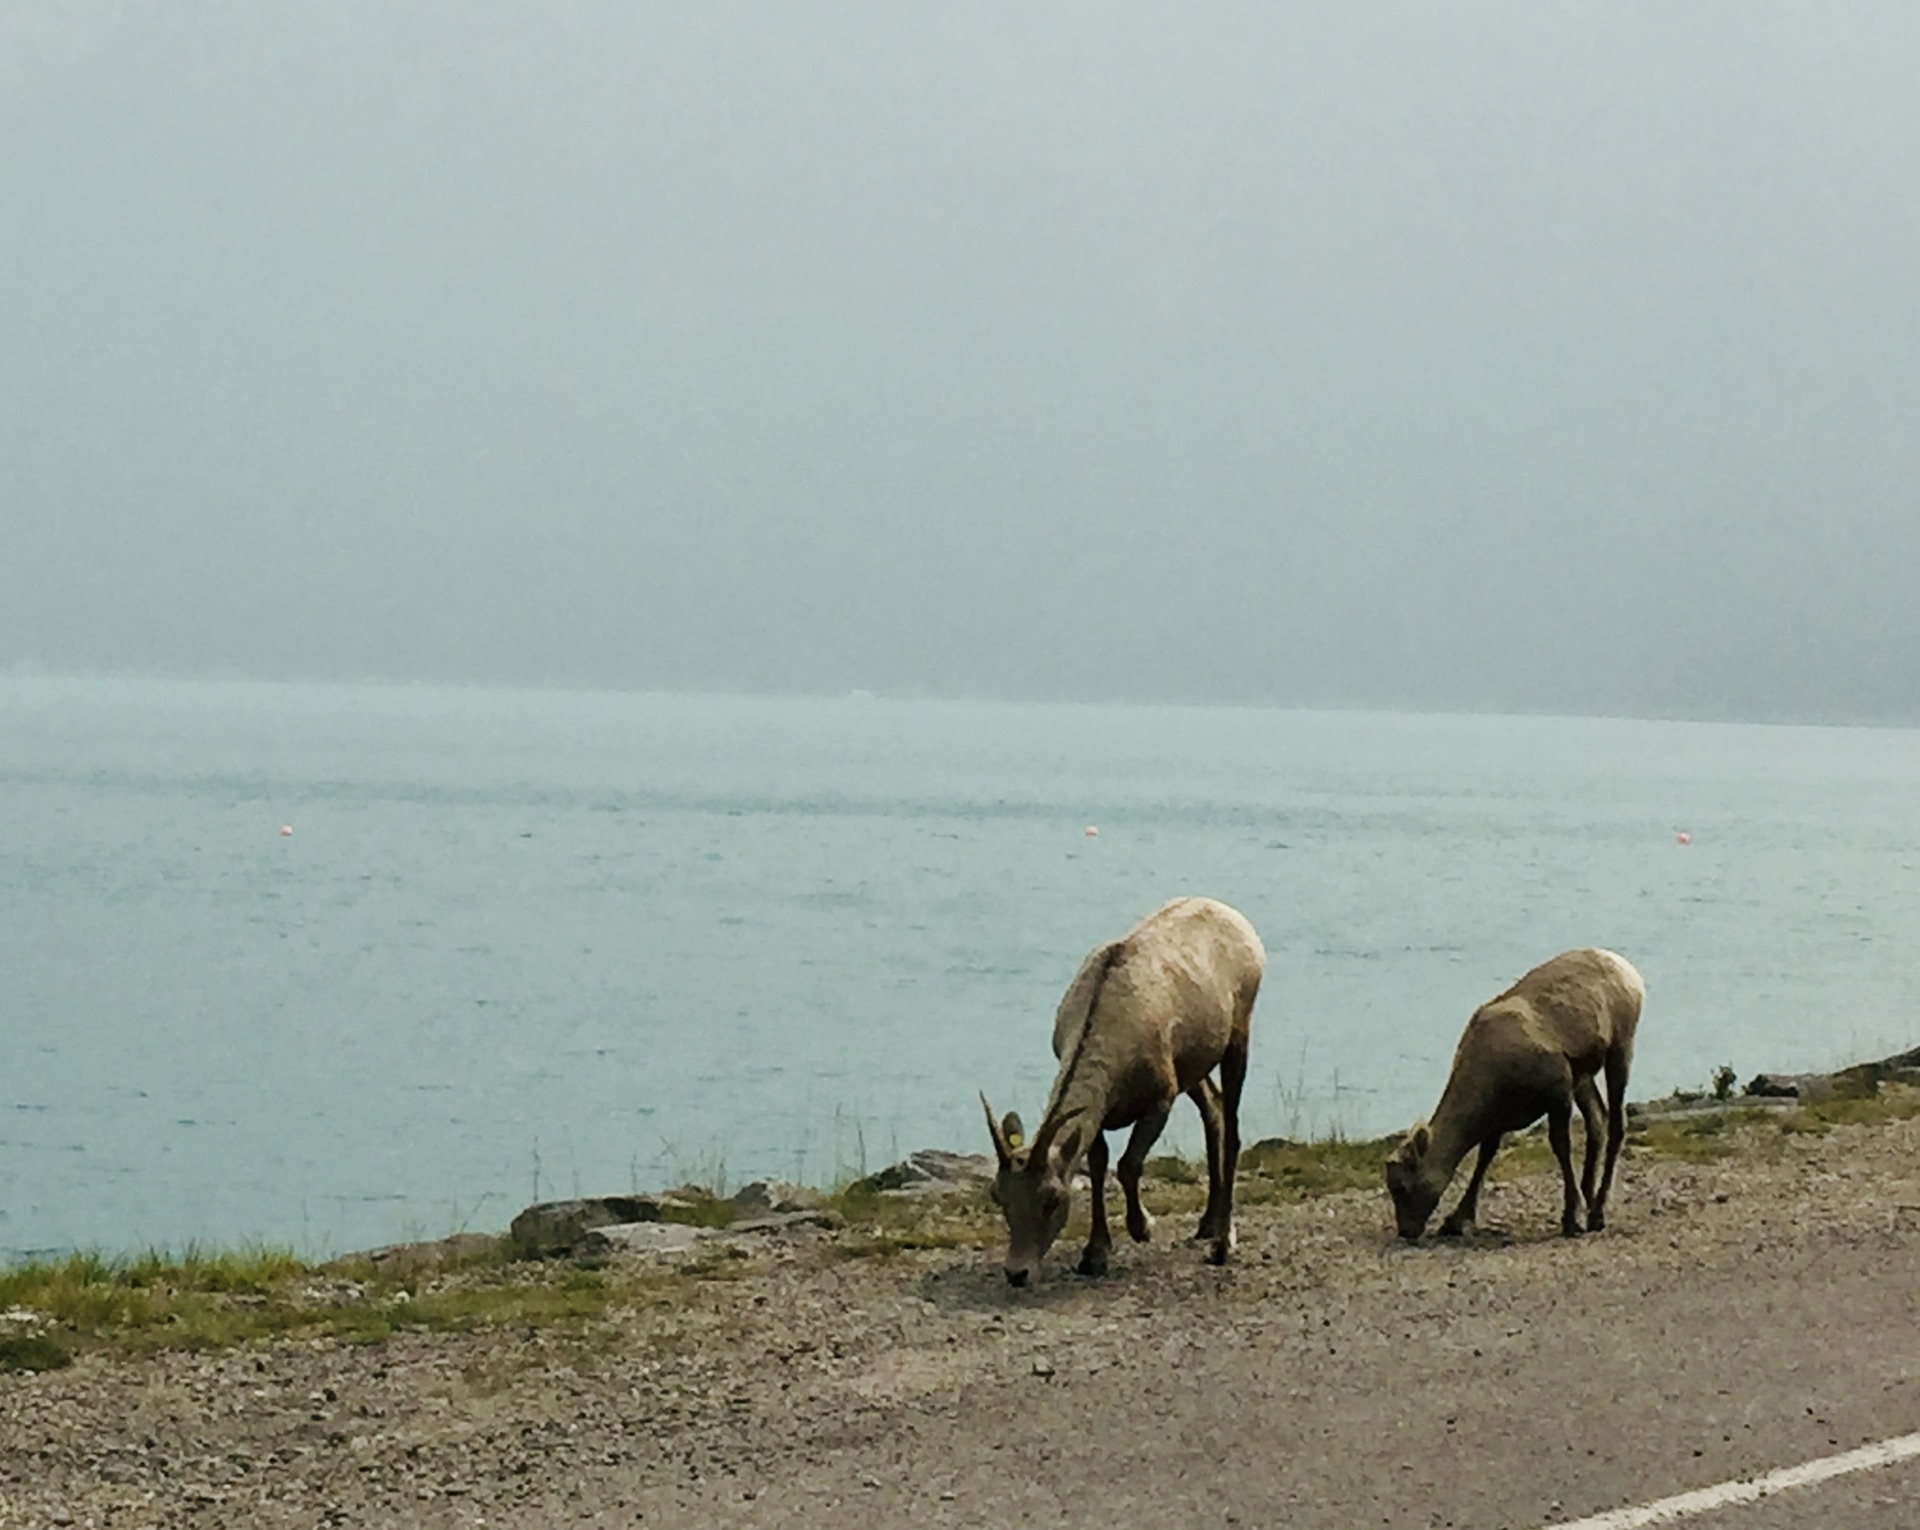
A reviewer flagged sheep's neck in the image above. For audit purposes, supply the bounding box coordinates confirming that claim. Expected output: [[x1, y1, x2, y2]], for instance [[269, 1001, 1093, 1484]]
[[1426, 1086, 1500, 1190], [1037, 1044, 1121, 1171]]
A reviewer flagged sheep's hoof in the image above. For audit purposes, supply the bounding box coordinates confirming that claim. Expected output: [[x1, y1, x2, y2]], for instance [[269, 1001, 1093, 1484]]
[[1126, 1209, 1155, 1244], [1204, 1227, 1236, 1265], [1076, 1247, 1110, 1278], [1587, 1209, 1607, 1233], [1561, 1221, 1585, 1238], [1436, 1219, 1467, 1239]]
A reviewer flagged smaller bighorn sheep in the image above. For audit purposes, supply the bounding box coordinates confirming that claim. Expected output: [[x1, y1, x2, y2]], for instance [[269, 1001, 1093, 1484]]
[[981, 897, 1264, 1286], [1386, 948, 1643, 1241]]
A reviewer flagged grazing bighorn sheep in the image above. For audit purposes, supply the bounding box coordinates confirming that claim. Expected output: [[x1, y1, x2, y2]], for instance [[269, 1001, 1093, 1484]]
[[981, 897, 1264, 1286], [1386, 947, 1643, 1241]]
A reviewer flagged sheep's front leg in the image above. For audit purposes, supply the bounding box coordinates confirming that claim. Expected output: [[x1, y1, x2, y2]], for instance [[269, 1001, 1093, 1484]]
[[1116, 1104, 1172, 1245], [1438, 1133, 1502, 1236], [1077, 1130, 1113, 1277]]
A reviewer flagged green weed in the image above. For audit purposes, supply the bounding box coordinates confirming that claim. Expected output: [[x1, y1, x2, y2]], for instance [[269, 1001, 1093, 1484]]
[[0, 1333, 71, 1373]]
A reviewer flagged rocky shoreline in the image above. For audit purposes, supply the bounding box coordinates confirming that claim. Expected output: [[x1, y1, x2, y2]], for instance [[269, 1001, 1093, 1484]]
[[350, 1046, 1920, 1278]]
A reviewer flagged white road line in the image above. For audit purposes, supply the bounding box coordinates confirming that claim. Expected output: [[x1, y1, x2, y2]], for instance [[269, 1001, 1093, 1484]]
[[1542, 1432, 1920, 1529]]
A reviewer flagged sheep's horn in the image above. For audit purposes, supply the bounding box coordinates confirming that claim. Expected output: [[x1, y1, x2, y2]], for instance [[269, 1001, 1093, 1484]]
[[981, 1093, 1013, 1169]]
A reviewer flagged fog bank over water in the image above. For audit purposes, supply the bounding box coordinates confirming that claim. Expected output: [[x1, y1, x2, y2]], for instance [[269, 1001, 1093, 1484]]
[[3, 4, 1917, 723]]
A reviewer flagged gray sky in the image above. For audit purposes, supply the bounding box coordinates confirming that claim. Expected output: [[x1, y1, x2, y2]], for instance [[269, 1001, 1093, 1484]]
[[3, 3, 1916, 722]]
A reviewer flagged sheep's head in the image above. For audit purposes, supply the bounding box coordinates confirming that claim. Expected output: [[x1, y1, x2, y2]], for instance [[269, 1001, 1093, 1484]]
[[981, 1095, 1079, 1286], [1385, 1122, 1441, 1240]]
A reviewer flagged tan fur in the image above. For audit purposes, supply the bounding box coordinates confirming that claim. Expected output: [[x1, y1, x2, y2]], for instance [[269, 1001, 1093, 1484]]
[[982, 897, 1264, 1284], [1385, 948, 1644, 1241]]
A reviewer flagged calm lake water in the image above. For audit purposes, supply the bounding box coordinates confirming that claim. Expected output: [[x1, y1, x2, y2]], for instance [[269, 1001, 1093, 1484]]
[[3, 677, 1917, 1261]]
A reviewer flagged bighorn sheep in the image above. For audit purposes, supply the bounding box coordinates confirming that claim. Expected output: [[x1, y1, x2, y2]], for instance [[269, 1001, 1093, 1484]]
[[1386, 947, 1643, 1241], [980, 897, 1264, 1285]]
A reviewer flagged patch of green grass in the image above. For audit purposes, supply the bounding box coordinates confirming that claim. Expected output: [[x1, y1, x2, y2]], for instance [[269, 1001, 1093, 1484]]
[[1236, 1135, 1396, 1204], [1143, 1154, 1202, 1186], [656, 1198, 737, 1229], [833, 1228, 979, 1261], [1626, 1113, 1743, 1161], [0, 1245, 639, 1360], [1779, 1083, 1920, 1136], [0, 1333, 71, 1372], [672, 1246, 758, 1280]]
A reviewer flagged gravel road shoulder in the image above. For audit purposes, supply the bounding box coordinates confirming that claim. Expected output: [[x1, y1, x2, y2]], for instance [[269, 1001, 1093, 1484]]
[[7, 1113, 1920, 1529]]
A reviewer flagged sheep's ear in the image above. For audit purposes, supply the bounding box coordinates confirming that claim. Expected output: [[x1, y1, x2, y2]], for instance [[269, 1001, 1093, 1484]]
[[1001, 1112, 1025, 1152], [1411, 1123, 1431, 1158], [1048, 1120, 1086, 1172]]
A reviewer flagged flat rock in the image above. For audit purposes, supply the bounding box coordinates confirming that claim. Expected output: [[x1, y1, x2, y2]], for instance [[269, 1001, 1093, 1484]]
[[1744, 1045, 1920, 1102], [1631, 1094, 1797, 1120], [509, 1196, 663, 1259], [577, 1222, 706, 1258], [859, 1150, 992, 1195], [349, 1233, 506, 1271], [730, 1179, 825, 1214], [1745, 1072, 1834, 1100], [729, 1209, 845, 1237]]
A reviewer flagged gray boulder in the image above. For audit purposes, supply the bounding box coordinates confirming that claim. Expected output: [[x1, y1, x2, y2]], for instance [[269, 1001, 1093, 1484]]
[[509, 1196, 662, 1259]]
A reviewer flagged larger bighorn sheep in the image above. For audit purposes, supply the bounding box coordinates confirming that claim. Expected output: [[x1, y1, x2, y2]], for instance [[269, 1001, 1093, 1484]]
[[1386, 947, 1643, 1241], [981, 897, 1264, 1286]]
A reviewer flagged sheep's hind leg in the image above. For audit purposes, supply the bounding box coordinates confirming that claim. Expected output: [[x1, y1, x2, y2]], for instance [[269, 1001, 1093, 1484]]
[[1189, 1075, 1227, 1244], [1077, 1130, 1113, 1277], [1588, 1050, 1632, 1232], [1197, 1038, 1248, 1263], [1438, 1133, 1502, 1237], [1573, 1073, 1606, 1230], [1116, 1105, 1172, 1246], [1548, 1101, 1583, 1237]]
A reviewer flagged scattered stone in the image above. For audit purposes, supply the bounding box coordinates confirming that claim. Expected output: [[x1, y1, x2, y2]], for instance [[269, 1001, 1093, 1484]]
[[1032, 1357, 1056, 1378], [508, 1196, 663, 1259]]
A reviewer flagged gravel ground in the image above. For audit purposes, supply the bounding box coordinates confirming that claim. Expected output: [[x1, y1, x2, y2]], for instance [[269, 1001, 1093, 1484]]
[[7, 1115, 1920, 1529]]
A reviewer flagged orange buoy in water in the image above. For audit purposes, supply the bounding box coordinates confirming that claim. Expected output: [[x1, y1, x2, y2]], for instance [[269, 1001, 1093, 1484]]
[[280, 824, 294, 837], [1675, 830, 1691, 845], [1083, 825, 1099, 838]]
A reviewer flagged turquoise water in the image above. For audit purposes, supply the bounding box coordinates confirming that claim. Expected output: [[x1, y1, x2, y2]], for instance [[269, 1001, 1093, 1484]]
[[2, 677, 1917, 1262]]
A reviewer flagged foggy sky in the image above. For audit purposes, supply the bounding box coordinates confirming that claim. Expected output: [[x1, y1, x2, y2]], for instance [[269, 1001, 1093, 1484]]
[[3, 3, 1917, 722]]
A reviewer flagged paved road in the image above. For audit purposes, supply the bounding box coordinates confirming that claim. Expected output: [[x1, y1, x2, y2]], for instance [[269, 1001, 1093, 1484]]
[[653, 1141, 1920, 1530], [1671, 1456, 1920, 1530]]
